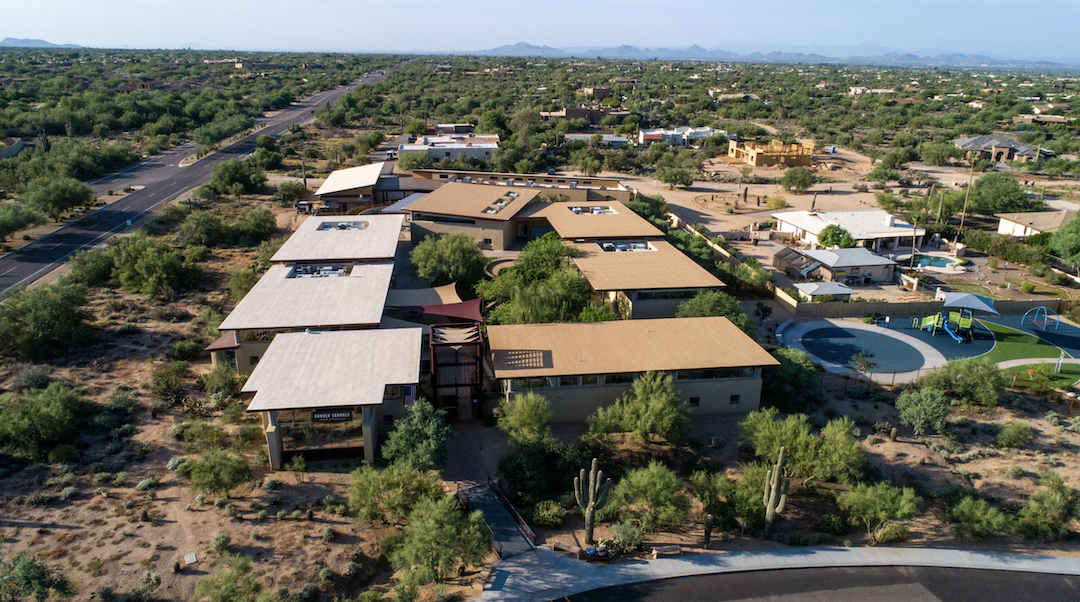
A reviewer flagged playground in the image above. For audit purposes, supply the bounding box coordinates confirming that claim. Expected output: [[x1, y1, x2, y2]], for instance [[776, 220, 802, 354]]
[[781, 304, 1080, 385]]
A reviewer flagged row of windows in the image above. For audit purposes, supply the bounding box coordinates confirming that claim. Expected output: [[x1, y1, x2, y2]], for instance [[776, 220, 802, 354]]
[[511, 368, 755, 390], [413, 212, 476, 225], [635, 288, 710, 301]]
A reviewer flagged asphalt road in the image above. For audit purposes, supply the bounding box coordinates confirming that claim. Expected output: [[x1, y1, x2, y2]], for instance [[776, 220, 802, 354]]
[[563, 566, 1080, 602], [0, 67, 396, 296]]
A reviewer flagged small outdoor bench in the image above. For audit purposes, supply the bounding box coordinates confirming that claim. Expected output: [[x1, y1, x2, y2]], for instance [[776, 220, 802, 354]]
[[650, 544, 682, 559], [552, 541, 585, 560]]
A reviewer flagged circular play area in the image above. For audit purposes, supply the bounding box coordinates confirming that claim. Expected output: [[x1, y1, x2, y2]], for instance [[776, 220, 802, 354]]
[[780, 304, 1080, 384]]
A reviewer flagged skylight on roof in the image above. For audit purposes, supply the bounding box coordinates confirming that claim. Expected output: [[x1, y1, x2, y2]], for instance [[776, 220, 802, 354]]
[[569, 206, 615, 215], [317, 221, 369, 231], [287, 264, 353, 279], [600, 241, 653, 252]]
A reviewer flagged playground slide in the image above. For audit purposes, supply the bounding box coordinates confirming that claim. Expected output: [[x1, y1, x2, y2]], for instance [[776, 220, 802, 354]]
[[942, 321, 964, 343]]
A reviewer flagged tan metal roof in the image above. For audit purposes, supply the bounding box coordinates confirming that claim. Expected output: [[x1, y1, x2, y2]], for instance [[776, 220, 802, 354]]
[[489, 317, 778, 378], [402, 182, 539, 221], [528, 202, 664, 239], [219, 263, 393, 331], [996, 211, 1075, 234], [571, 240, 724, 291], [271, 214, 404, 263], [314, 162, 392, 196], [384, 283, 463, 306], [244, 329, 421, 412]]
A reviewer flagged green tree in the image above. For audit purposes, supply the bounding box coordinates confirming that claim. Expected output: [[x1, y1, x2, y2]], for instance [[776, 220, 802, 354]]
[[0, 281, 92, 360], [762, 348, 824, 414], [255, 135, 278, 152], [919, 358, 1002, 407], [209, 159, 266, 196], [497, 391, 553, 448], [179, 210, 228, 246], [348, 463, 444, 525], [405, 120, 428, 136], [918, 141, 962, 166], [273, 181, 307, 204], [22, 177, 94, 221], [817, 224, 856, 248], [656, 167, 694, 189], [410, 233, 487, 286], [865, 164, 901, 182], [233, 207, 277, 245], [0, 550, 74, 602], [779, 167, 815, 194], [184, 451, 251, 498], [0, 204, 43, 242], [970, 172, 1040, 216], [381, 399, 455, 471], [0, 383, 93, 459], [228, 268, 258, 302], [605, 461, 689, 531], [837, 482, 921, 543], [397, 152, 437, 171], [739, 408, 864, 483], [192, 553, 267, 602], [391, 495, 488, 584], [675, 290, 756, 337], [1050, 214, 1080, 265], [509, 232, 577, 284], [590, 371, 689, 443], [895, 388, 949, 435]]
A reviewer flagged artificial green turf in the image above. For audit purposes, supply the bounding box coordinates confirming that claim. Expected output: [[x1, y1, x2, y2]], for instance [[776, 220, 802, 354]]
[[977, 320, 1069, 363], [1004, 278, 1069, 299], [949, 282, 1005, 300], [1002, 362, 1080, 389]]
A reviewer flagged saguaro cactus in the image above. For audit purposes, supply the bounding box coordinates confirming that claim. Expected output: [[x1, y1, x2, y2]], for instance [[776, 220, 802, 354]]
[[763, 446, 790, 538], [574, 458, 612, 545]]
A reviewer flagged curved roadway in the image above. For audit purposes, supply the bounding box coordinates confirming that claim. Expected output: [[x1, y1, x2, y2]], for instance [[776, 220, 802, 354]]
[[565, 566, 1080, 602], [0, 63, 403, 296]]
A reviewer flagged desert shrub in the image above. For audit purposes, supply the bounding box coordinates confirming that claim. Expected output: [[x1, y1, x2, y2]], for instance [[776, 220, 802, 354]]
[[48, 444, 80, 464], [193, 553, 264, 602], [919, 359, 1002, 407], [997, 422, 1033, 448], [184, 451, 251, 498], [181, 421, 229, 453], [0, 281, 93, 360], [210, 530, 232, 555], [322, 526, 336, 543], [347, 463, 443, 525], [946, 496, 1009, 540], [837, 482, 921, 543], [0, 383, 96, 459], [169, 340, 203, 361], [739, 408, 864, 483], [763, 348, 825, 414], [610, 520, 644, 549], [135, 477, 158, 491], [873, 522, 910, 543], [497, 441, 582, 507], [202, 364, 242, 399], [497, 391, 553, 448], [227, 268, 258, 301], [151, 360, 189, 403], [1006, 465, 1024, 479], [390, 495, 489, 585], [381, 399, 455, 471], [817, 514, 848, 535], [59, 486, 78, 501], [604, 461, 689, 531], [1014, 470, 1076, 541], [588, 371, 689, 444], [895, 388, 949, 435], [528, 500, 565, 528], [11, 364, 52, 391]]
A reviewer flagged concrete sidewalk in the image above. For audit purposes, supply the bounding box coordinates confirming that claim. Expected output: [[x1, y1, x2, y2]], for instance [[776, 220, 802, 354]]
[[479, 547, 1080, 602]]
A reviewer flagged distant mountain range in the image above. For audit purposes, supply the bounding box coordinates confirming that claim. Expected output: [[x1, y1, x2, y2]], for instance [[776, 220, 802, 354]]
[[473, 42, 1073, 70], [0, 37, 82, 49]]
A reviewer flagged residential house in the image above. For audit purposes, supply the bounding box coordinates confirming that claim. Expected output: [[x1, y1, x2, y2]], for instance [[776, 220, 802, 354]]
[[996, 211, 1075, 237], [953, 135, 1039, 163], [638, 126, 724, 147], [487, 317, 779, 423], [773, 246, 896, 284], [398, 133, 500, 162], [408, 169, 633, 203], [564, 133, 629, 148], [771, 210, 924, 252]]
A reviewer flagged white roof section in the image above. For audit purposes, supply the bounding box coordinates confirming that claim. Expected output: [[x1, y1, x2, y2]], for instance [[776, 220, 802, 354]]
[[772, 210, 925, 240], [399, 142, 499, 151], [795, 282, 856, 296], [270, 214, 403, 263], [314, 162, 392, 197], [801, 247, 897, 268], [381, 193, 426, 214], [219, 263, 393, 331], [244, 329, 421, 412]]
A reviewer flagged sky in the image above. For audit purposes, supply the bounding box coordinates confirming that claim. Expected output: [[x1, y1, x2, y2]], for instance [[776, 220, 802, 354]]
[[3, 0, 1080, 64]]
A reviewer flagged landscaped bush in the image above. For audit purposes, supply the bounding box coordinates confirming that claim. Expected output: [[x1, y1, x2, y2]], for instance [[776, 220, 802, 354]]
[[603, 461, 689, 531], [527, 500, 565, 528], [1014, 471, 1076, 541], [946, 496, 1009, 540], [0, 383, 96, 459], [497, 441, 582, 507], [0, 282, 94, 360], [169, 340, 203, 361]]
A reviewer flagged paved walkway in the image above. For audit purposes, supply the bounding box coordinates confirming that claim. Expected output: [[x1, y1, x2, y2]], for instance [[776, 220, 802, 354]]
[[459, 483, 534, 559], [479, 547, 1080, 602]]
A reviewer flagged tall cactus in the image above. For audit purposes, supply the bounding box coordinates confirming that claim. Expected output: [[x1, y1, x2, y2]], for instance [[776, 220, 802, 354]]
[[574, 458, 612, 545], [763, 446, 790, 538]]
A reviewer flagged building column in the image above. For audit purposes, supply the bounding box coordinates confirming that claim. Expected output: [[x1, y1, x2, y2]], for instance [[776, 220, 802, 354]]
[[264, 412, 283, 471], [362, 406, 377, 466]]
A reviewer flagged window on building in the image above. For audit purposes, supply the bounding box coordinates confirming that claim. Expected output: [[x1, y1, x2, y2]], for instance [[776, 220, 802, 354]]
[[729, 394, 741, 404], [249, 355, 259, 366], [688, 396, 700, 407], [559, 376, 580, 387], [604, 373, 636, 385], [482, 238, 492, 246], [581, 375, 599, 386], [851, 267, 861, 274], [383, 414, 395, 426]]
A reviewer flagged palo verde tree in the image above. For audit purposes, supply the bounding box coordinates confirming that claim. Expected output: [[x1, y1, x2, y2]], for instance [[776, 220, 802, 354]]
[[675, 290, 757, 337], [497, 391, 554, 448], [22, 177, 95, 221], [779, 167, 815, 194], [390, 495, 489, 585], [816, 224, 856, 248], [589, 371, 689, 443], [381, 399, 455, 471], [410, 233, 487, 287], [837, 482, 921, 543]]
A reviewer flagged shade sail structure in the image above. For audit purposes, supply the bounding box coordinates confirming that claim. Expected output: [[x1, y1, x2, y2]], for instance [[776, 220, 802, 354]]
[[941, 292, 998, 315]]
